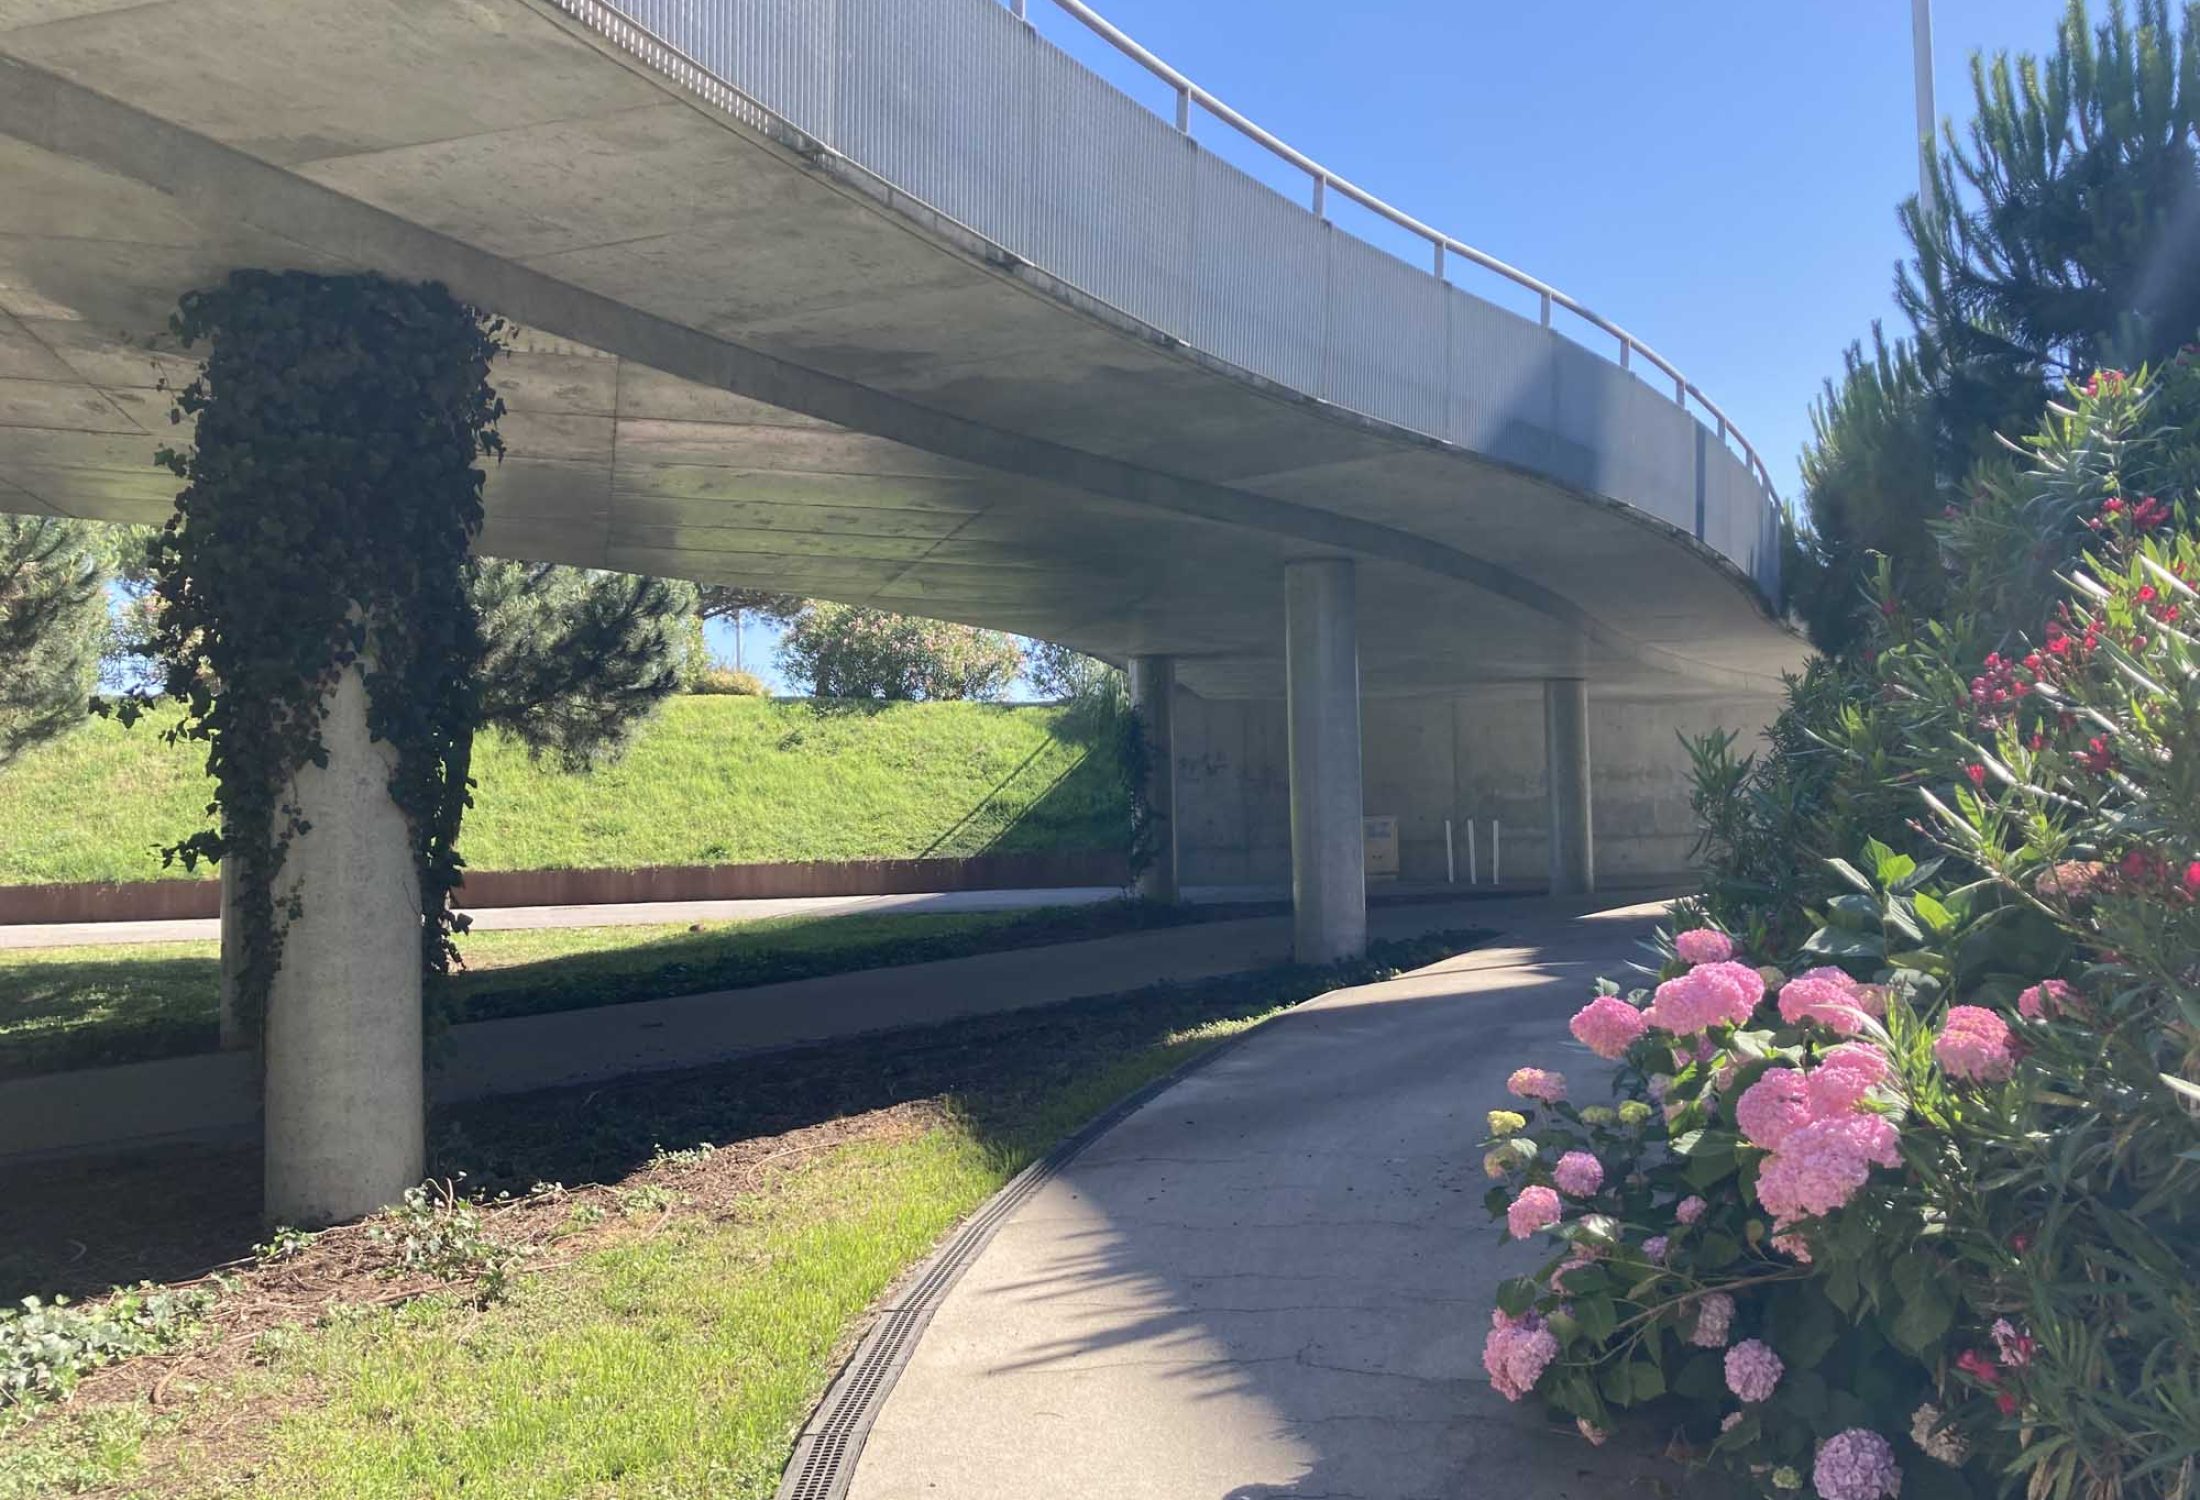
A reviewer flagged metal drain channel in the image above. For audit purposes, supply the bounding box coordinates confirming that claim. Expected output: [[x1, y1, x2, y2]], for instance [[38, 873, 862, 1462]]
[[773, 1024, 1270, 1500]]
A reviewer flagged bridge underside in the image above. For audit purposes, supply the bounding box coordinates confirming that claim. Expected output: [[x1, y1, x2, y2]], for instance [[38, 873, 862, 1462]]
[[0, 0, 1801, 704]]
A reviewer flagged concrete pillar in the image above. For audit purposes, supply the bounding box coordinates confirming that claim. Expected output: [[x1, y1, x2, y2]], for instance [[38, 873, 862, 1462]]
[[1284, 559, 1366, 963], [1544, 677, 1594, 896], [1128, 654, 1178, 903], [262, 657, 424, 1226], [217, 855, 246, 1050]]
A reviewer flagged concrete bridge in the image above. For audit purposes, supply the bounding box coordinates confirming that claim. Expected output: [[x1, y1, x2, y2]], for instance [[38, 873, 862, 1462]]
[[0, 0, 1805, 1218]]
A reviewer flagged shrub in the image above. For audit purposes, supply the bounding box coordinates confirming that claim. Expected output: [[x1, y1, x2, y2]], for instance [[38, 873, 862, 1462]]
[[1480, 359, 2200, 1500], [777, 603, 1022, 702], [689, 666, 767, 696]]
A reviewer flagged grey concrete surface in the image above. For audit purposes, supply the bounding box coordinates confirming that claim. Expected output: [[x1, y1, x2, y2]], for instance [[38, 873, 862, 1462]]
[[0, 887, 1591, 1163], [0, 1, 1803, 705], [847, 897, 1674, 1500], [1131, 654, 1179, 904], [259, 662, 424, 1225], [1544, 678, 1594, 895], [1285, 559, 1367, 963]]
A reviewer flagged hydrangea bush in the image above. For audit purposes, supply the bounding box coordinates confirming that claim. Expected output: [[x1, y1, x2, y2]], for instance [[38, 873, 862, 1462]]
[[1479, 361, 2200, 1500]]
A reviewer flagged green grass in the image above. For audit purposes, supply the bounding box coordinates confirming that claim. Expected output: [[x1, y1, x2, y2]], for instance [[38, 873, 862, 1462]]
[[0, 930, 1479, 1499], [0, 899, 1233, 1079], [0, 697, 1131, 885]]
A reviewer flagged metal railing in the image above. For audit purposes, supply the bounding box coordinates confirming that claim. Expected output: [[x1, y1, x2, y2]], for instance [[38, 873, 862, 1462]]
[[1011, 0, 1777, 500]]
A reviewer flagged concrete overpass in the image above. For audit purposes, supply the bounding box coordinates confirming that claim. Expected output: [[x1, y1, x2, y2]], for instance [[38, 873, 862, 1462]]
[[0, 0, 1806, 1217]]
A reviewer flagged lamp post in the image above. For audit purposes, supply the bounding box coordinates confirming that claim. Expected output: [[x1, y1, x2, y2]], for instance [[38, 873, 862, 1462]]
[[1912, 0, 1938, 218]]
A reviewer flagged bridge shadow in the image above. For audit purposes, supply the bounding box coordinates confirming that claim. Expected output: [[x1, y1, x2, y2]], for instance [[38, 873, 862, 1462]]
[[848, 903, 1702, 1499]]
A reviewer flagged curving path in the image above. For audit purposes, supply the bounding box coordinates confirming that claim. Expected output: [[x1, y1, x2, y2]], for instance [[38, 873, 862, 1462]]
[[838, 897, 1677, 1500]]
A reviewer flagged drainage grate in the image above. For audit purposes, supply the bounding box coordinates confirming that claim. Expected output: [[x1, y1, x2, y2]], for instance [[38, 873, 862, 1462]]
[[773, 1028, 1266, 1500]]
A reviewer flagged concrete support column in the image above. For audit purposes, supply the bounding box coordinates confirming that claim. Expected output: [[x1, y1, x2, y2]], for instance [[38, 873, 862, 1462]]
[[1284, 559, 1366, 963], [1128, 654, 1178, 903], [262, 658, 424, 1226], [217, 855, 246, 1050], [1544, 677, 1594, 896]]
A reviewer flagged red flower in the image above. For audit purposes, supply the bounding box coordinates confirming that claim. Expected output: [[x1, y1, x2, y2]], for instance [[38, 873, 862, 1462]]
[[1956, 1349, 2001, 1386], [1965, 764, 1988, 788], [1996, 1391, 2020, 1416]]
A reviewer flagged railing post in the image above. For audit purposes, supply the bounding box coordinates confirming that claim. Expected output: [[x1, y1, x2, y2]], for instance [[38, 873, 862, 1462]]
[[1674, 373, 1686, 404], [1539, 292, 1552, 329], [1619, 340, 1631, 371], [1432, 241, 1445, 279], [1311, 174, 1326, 219], [1174, 84, 1189, 132], [1011, 0, 1026, 16]]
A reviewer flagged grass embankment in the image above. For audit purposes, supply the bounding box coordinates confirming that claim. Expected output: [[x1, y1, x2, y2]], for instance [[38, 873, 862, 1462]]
[[0, 899, 1234, 1079], [0, 697, 1130, 886], [0, 929, 1483, 1499]]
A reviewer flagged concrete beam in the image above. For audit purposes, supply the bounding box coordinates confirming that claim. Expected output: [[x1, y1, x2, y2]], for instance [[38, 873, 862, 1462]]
[[1285, 559, 1366, 963], [1544, 678, 1594, 896], [1128, 655, 1178, 903], [261, 659, 425, 1226]]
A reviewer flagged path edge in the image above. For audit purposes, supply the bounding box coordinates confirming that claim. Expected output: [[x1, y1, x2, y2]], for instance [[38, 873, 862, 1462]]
[[771, 987, 1300, 1500]]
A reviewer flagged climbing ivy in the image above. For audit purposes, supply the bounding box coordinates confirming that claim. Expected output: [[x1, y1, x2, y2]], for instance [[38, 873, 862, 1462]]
[[126, 270, 505, 1041]]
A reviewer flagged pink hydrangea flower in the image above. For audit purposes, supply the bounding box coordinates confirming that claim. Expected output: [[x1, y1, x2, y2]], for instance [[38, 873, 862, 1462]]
[[1569, 994, 1649, 1059], [1507, 1067, 1568, 1103], [1575, 1417, 1609, 1446], [1736, 1068, 1812, 1150], [1482, 1308, 1559, 1401], [1805, 1043, 1895, 1116], [1641, 1234, 1669, 1261], [1934, 1006, 2016, 1083], [1690, 1291, 1735, 1348], [1553, 1151, 1604, 1197], [1771, 1231, 1813, 1263], [1645, 962, 1765, 1035], [1507, 1184, 1562, 1240], [1725, 1338, 1784, 1402], [1674, 928, 1736, 965], [1675, 1194, 1708, 1225], [2017, 979, 2071, 1020], [1814, 1428, 1902, 1500], [1778, 972, 1872, 1035], [1754, 1114, 1901, 1224]]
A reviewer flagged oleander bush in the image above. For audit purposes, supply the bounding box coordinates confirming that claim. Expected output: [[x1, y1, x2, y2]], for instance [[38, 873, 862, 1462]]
[[1479, 357, 2200, 1500]]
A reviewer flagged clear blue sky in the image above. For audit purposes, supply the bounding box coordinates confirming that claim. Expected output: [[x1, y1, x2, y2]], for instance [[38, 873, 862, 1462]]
[[722, 0, 2079, 686]]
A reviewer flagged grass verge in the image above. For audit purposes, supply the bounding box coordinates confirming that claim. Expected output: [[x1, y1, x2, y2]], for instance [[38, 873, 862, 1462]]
[[0, 927, 1484, 1498], [0, 898, 1247, 1079], [0, 697, 1130, 886]]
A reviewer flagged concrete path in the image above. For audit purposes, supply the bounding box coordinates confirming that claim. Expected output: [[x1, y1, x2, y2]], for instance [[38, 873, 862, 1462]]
[[0, 886, 1212, 951], [0, 881, 1561, 951], [845, 898, 1674, 1500]]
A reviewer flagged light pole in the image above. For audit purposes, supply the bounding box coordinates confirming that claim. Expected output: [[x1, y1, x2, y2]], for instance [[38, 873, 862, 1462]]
[[1912, 0, 1938, 217]]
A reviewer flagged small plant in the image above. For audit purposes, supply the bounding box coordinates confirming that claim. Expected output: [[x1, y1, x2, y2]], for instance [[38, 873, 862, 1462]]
[[615, 1183, 677, 1217], [564, 1201, 607, 1230], [367, 1179, 520, 1302], [0, 1285, 212, 1413], [252, 1226, 316, 1264], [647, 1141, 716, 1171]]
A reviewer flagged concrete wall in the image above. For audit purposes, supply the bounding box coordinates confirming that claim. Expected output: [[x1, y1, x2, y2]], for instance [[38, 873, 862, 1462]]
[[1173, 684, 1781, 888]]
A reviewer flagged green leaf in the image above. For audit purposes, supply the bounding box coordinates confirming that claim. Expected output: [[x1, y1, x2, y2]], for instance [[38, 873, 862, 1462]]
[[1889, 1277, 1954, 1355], [1629, 1358, 1666, 1402], [1824, 857, 1874, 893], [1802, 927, 1887, 961], [1575, 1295, 1617, 1344]]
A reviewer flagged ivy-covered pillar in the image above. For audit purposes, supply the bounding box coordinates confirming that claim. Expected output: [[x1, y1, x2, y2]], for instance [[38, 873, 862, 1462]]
[[139, 271, 501, 1226], [1127, 654, 1178, 902]]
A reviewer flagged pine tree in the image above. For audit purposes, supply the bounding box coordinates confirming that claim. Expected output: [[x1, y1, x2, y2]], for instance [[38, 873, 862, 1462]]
[[1797, 0, 2199, 652], [471, 560, 700, 767], [0, 515, 109, 767]]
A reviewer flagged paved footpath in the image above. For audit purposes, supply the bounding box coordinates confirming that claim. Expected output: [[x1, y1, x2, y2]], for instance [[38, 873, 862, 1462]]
[[846, 898, 1676, 1500]]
